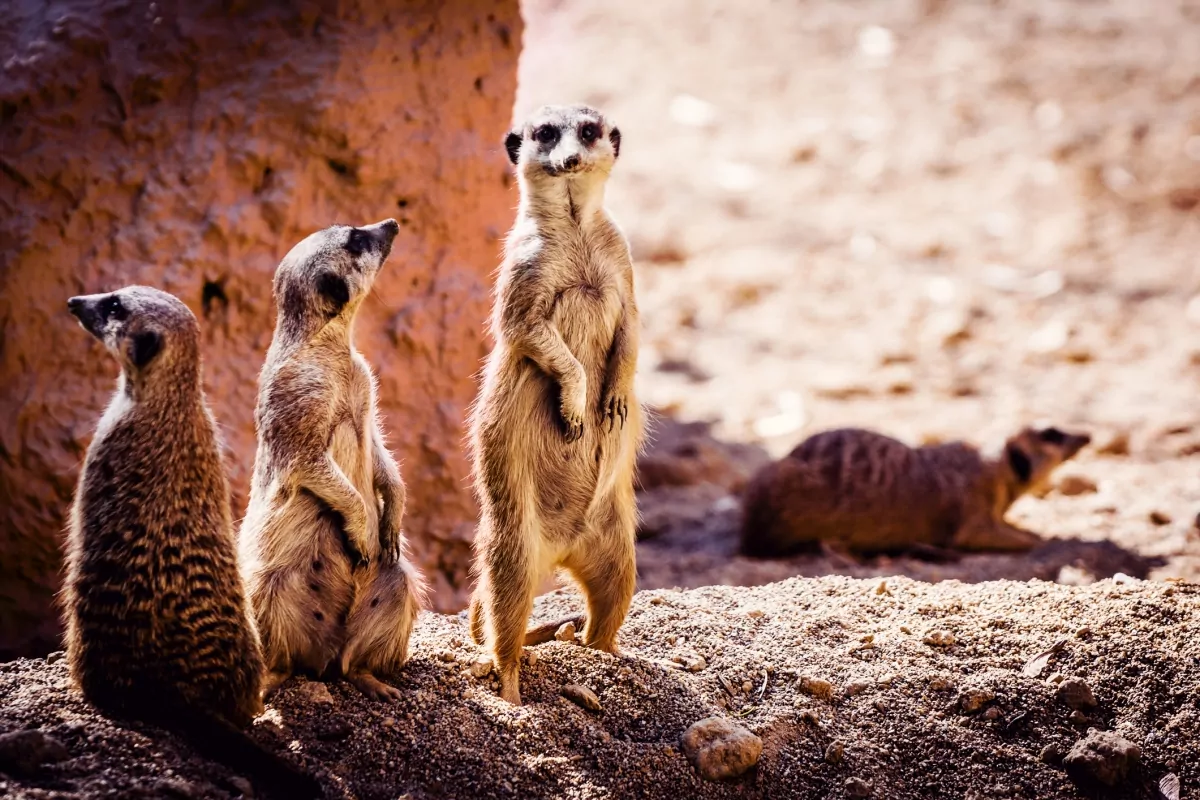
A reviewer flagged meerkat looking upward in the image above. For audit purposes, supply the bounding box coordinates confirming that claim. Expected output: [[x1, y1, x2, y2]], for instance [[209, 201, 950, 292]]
[[468, 104, 644, 704], [63, 286, 320, 799], [239, 219, 425, 701]]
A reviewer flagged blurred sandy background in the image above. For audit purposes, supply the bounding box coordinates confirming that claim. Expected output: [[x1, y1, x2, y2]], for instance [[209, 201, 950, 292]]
[[518, 0, 1200, 584]]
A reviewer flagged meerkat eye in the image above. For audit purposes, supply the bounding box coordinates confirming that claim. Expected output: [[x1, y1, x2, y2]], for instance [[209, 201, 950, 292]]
[[1037, 427, 1066, 445], [345, 229, 369, 257], [579, 123, 600, 144], [101, 296, 127, 322], [534, 125, 559, 145]]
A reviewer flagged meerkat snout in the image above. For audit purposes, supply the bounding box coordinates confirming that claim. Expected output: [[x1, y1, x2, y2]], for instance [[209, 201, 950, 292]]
[[68, 287, 190, 374], [505, 104, 621, 177]]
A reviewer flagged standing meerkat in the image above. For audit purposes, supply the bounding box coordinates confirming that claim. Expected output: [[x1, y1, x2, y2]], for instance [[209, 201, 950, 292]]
[[468, 104, 644, 704], [740, 425, 1091, 557], [239, 218, 425, 701], [63, 286, 321, 799]]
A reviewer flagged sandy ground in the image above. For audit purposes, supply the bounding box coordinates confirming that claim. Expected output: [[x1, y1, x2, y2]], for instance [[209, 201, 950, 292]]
[[516, 0, 1200, 588], [3, 576, 1197, 799]]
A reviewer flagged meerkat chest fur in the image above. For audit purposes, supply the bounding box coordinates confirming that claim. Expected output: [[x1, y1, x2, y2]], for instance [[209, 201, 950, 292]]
[[328, 350, 379, 497]]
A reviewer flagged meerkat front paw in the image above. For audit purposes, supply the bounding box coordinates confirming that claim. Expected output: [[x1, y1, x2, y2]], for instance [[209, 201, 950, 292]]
[[342, 515, 372, 569], [600, 388, 629, 432], [560, 378, 587, 442]]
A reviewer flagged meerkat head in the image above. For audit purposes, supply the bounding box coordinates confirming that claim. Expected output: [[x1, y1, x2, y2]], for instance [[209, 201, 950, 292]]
[[68, 285, 199, 387], [505, 104, 620, 184], [272, 218, 400, 338], [1001, 426, 1091, 498]]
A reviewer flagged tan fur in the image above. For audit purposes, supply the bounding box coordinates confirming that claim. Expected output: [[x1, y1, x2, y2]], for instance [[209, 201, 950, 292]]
[[468, 105, 643, 704], [741, 426, 1091, 556], [239, 219, 426, 701]]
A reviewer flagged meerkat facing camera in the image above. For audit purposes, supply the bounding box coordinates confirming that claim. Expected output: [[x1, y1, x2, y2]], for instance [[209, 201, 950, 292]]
[[468, 104, 644, 704], [740, 425, 1091, 557], [63, 286, 320, 798], [239, 219, 425, 701]]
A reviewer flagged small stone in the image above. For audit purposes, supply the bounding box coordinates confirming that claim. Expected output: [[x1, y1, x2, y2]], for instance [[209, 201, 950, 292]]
[[1075, 627, 1092, 639], [45, 651, 64, 664], [844, 681, 870, 697], [561, 684, 601, 712], [797, 676, 835, 700], [797, 709, 820, 724], [928, 676, 953, 691], [1057, 678, 1097, 710], [1160, 773, 1181, 800], [1149, 510, 1172, 526], [924, 630, 956, 647], [873, 698, 889, 713], [292, 680, 334, 706], [741, 680, 754, 693], [958, 687, 995, 714], [1063, 730, 1141, 787], [1068, 710, 1090, 726], [665, 634, 678, 645], [468, 657, 493, 678], [524, 650, 538, 666], [1057, 474, 1098, 496], [747, 609, 765, 619], [874, 580, 891, 596], [0, 730, 69, 776], [845, 777, 872, 798], [680, 717, 763, 781], [555, 621, 578, 642], [673, 653, 707, 672], [983, 707, 1002, 721], [381, 717, 396, 727], [649, 596, 665, 605], [438, 650, 457, 662], [825, 740, 845, 764], [1040, 743, 1065, 764]]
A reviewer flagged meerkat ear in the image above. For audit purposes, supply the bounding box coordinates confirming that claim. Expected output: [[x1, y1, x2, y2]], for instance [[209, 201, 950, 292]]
[[1006, 443, 1033, 484], [129, 331, 162, 369], [609, 126, 621, 159], [504, 131, 522, 165], [316, 271, 350, 316]]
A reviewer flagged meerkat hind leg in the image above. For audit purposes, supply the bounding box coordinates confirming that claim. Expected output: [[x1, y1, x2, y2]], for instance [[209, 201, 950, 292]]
[[483, 520, 538, 704], [340, 562, 419, 702], [567, 494, 636, 655]]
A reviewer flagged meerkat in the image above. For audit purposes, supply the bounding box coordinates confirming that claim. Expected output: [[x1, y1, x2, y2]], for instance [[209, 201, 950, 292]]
[[62, 286, 321, 799], [740, 425, 1091, 557], [467, 104, 644, 704], [239, 219, 425, 702]]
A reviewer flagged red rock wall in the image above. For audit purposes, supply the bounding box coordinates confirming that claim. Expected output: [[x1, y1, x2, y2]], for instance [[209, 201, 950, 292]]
[[0, 0, 522, 658]]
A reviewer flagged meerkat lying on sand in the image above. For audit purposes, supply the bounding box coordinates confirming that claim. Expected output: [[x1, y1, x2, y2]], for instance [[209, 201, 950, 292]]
[[468, 104, 644, 704], [63, 286, 320, 799], [239, 219, 425, 701], [741, 426, 1091, 557]]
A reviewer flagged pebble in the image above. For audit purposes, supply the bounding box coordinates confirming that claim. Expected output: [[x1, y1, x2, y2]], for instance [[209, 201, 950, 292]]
[[874, 580, 892, 596], [1063, 730, 1141, 786], [468, 657, 493, 678], [825, 741, 845, 764], [0, 729, 69, 776], [555, 621, 578, 642], [1057, 474, 1098, 496], [1056, 678, 1097, 710], [982, 707, 1002, 721], [1040, 743, 1064, 765], [680, 717, 762, 781], [561, 684, 602, 712], [437, 650, 457, 662], [797, 676, 835, 700], [924, 630, 956, 647], [958, 687, 995, 713], [1068, 710, 1090, 726], [845, 777, 872, 798], [674, 653, 707, 672], [844, 681, 870, 697], [741, 680, 754, 693], [292, 680, 334, 706], [928, 676, 953, 691], [524, 650, 538, 666]]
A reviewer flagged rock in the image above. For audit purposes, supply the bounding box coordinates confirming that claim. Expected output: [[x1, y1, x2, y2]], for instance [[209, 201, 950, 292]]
[[1149, 510, 1172, 526], [874, 580, 892, 596], [924, 630, 957, 647], [1063, 730, 1141, 787], [468, 658, 494, 679], [845, 777, 872, 797], [1159, 772, 1181, 800], [0, 729, 69, 776], [825, 741, 845, 764], [554, 621, 578, 642], [1040, 743, 1065, 765], [680, 717, 763, 781], [983, 707, 1002, 721], [797, 675, 835, 700], [1056, 678, 1098, 710], [1057, 474, 1098, 496], [292, 681, 334, 706], [1068, 710, 1090, 726], [844, 681, 870, 697], [561, 684, 602, 712], [673, 653, 707, 672], [958, 687, 995, 713], [0, 0, 522, 658]]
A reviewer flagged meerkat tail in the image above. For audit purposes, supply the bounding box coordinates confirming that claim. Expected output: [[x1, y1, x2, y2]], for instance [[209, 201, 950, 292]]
[[523, 614, 586, 646], [144, 702, 324, 800]]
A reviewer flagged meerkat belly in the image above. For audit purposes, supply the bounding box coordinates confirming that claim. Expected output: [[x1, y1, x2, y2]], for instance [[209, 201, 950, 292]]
[[329, 415, 379, 531], [553, 276, 622, 381]]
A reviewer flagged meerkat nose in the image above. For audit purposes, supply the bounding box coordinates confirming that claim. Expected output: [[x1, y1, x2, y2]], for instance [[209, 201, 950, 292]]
[[67, 296, 86, 317], [563, 155, 580, 170]]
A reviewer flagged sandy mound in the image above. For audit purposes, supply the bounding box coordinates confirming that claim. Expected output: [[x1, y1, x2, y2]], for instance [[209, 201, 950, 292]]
[[2, 577, 1196, 799]]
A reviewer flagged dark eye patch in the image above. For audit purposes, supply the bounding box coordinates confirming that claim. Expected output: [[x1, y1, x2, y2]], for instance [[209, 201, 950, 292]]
[[345, 229, 370, 258], [101, 295, 127, 322], [579, 122, 599, 144], [534, 125, 559, 146], [1037, 427, 1066, 445]]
